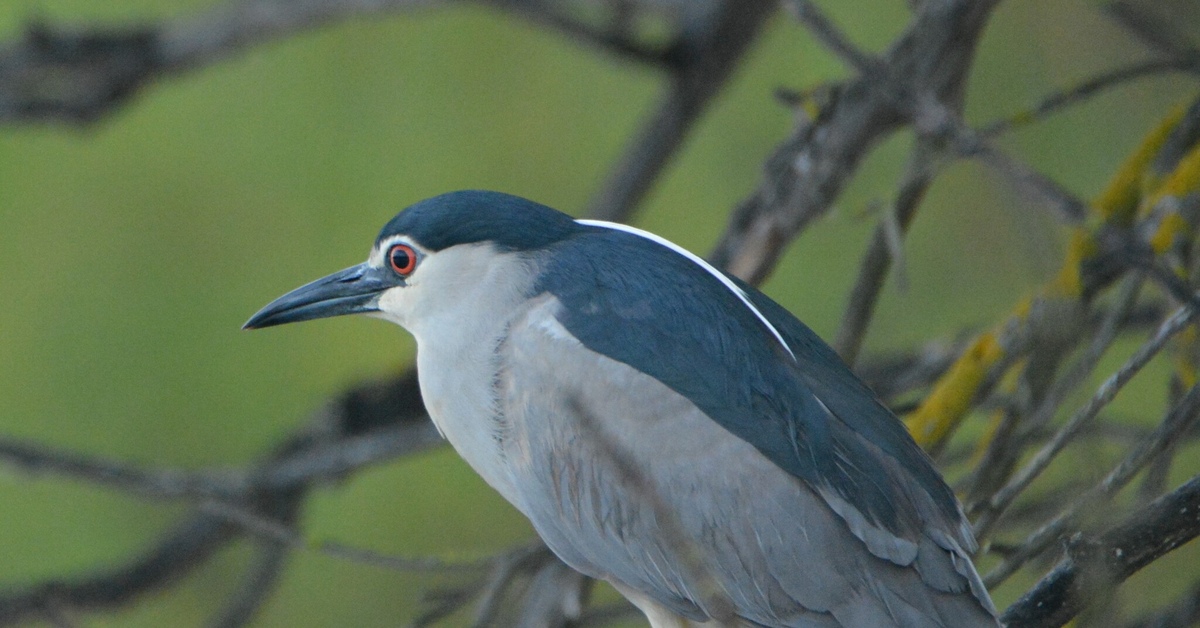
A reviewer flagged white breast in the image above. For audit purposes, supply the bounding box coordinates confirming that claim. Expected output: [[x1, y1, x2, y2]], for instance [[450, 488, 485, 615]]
[[374, 242, 539, 506]]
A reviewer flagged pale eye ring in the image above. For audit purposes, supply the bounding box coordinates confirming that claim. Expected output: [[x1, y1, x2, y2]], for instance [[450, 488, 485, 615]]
[[388, 243, 418, 276]]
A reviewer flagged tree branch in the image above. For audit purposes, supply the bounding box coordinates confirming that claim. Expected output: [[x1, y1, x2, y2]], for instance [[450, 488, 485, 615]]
[[0, 369, 446, 626], [0, 0, 709, 125], [782, 0, 878, 75], [833, 134, 940, 364], [980, 57, 1200, 138], [986, 382, 1200, 589], [710, 0, 1000, 282], [0, 0, 446, 123], [1002, 473, 1200, 627], [973, 301, 1197, 540]]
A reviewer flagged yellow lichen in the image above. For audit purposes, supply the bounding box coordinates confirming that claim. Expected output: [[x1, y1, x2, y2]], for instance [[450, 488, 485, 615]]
[[906, 333, 1005, 450], [1093, 104, 1185, 225]]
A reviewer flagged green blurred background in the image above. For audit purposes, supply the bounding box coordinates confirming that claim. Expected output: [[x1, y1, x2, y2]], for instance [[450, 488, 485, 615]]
[[0, 0, 1193, 625]]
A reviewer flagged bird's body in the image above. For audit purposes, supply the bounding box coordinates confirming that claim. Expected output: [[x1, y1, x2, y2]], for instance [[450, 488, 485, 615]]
[[246, 191, 998, 627]]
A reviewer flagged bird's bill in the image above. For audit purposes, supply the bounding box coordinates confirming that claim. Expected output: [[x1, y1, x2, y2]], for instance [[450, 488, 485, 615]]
[[243, 263, 390, 330]]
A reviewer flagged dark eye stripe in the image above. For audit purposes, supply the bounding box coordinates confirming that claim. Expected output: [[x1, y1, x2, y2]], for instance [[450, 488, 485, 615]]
[[389, 244, 417, 275]]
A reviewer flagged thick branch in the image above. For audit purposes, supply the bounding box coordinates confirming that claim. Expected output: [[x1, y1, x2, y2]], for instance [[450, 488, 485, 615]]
[[0, 0, 704, 125], [1002, 474, 1200, 627], [710, 0, 1000, 282], [985, 381, 1200, 589], [0, 0, 445, 123]]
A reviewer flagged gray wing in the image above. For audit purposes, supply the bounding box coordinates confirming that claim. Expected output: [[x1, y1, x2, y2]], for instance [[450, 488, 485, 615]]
[[496, 297, 996, 628]]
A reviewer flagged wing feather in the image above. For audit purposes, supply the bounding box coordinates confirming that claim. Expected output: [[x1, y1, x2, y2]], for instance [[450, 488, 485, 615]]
[[496, 296, 996, 627]]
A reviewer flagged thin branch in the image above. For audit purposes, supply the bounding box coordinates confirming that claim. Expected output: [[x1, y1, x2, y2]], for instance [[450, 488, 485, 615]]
[[967, 276, 1143, 508], [0, 366, 441, 499], [491, 0, 676, 67], [980, 58, 1200, 137], [1105, 0, 1200, 59], [406, 544, 554, 627], [951, 121, 1090, 223], [206, 540, 292, 628], [513, 561, 592, 627], [0, 421, 443, 503], [470, 545, 555, 627], [854, 335, 974, 401], [834, 135, 941, 364], [0, 438, 248, 501], [974, 300, 1195, 539], [199, 500, 492, 574], [0, 512, 237, 626], [413, 583, 486, 627], [0, 0, 442, 123], [0, 369, 443, 626], [252, 423, 444, 492], [782, 0, 879, 75], [3, 436, 479, 574]]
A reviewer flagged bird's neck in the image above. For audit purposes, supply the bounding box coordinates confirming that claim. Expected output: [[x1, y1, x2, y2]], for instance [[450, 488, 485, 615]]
[[404, 247, 540, 504]]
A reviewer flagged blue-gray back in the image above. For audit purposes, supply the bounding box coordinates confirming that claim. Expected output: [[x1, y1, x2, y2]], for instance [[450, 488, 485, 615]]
[[536, 225, 969, 552]]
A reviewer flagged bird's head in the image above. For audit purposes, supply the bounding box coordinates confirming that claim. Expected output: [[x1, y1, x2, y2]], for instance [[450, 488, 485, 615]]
[[243, 190, 580, 332]]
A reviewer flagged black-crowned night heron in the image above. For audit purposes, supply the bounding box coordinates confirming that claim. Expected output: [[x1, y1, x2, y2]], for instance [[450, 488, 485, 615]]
[[245, 191, 998, 627]]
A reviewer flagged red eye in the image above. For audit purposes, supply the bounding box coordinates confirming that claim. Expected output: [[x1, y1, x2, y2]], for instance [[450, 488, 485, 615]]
[[388, 243, 418, 276]]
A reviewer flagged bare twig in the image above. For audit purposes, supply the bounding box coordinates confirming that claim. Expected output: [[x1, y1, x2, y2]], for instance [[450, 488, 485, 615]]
[[980, 58, 1200, 137], [200, 500, 493, 573], [206, 541, 293, 628], [0, 422, 442, 503], [513, 561, 592, 627], [1149, 95, 1200, 176], [834, 135, 942, 363], [950, 122, 1090, 223], [491, 0, 676, 67], [1105, 0, 1200, 59], [0, 0, 445, 123], [0, 438, 244, 501], [252, 424, 444, 492], [0, 369, 445, 626], [470, 545, 555, 627], [0, 512, 236, 626], [974, 300, 1195, 539], [782, 0, 878, 75], [967, 277, 1143, 507], [857, 344, 965, 401]]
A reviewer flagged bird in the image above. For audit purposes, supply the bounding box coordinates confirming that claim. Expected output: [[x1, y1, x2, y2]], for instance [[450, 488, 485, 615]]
[[244, 190, 998, 627]]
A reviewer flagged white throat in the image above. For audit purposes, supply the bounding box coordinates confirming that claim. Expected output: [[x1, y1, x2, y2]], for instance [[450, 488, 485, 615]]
[[372, 243, 538, 503]]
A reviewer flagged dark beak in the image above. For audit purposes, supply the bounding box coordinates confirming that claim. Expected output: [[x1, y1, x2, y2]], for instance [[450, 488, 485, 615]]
[[243, 263, 391, 330]]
